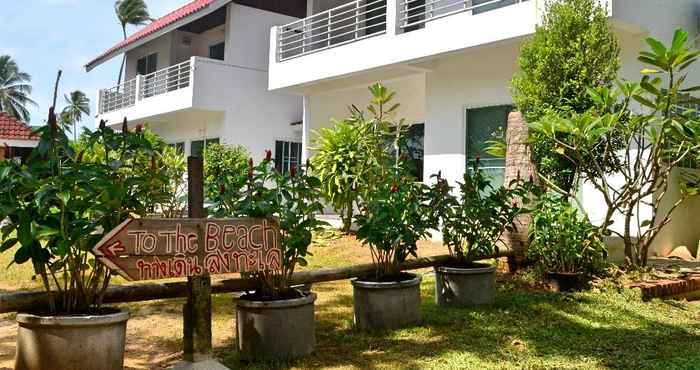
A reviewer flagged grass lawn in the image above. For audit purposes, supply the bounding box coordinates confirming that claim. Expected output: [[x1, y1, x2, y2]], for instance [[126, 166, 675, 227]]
[[0, 233, 699, 369]]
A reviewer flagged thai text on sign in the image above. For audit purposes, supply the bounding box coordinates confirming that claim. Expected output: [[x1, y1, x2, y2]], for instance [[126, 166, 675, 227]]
[[92, 218, 282, 281]]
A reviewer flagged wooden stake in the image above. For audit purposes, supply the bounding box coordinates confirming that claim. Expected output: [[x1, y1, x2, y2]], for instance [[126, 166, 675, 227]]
[[183, 156, 212, 362]]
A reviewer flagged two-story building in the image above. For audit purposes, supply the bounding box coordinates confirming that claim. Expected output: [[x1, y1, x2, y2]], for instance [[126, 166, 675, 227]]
[[267, 0, 700, 258], [86, 0, 307, 170]]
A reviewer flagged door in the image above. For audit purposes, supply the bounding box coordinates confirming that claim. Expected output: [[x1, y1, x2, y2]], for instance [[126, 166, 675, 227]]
[[465, 105, 512, 187]]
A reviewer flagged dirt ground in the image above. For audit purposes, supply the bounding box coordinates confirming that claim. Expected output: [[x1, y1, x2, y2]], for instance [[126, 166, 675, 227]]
[[0, 235, 446, 369]]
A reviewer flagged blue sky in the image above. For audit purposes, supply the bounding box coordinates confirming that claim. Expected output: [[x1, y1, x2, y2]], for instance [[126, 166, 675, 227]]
[[0, 0, 191, 129]]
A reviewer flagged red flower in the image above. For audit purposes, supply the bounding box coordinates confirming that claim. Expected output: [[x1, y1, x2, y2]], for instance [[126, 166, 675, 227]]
[[516, 170, 521, 181], [390, 184, 398, 193], [290, 165, 297, 178], [47, 107, 58, 132], [529, 174, 534, 183], [150, 156, 157, 170], [265, 149, 272, 161], [247, 158, 254, 178], [475, 154, 481, 164], [121, 117, 128, 133], [135, 124, 143, 134], [219, 184, 226, 195]]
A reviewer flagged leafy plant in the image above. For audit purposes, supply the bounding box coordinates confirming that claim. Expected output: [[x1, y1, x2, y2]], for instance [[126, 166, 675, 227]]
[[0, 114, 168, 314], [312, 83, 397, 232], [202, 143, 249, 206], [430, 161, 532, 265], [355, 163, 434, 279], [511, 0, 621, 192], [527, 194, 607, 274], [208, 152, 327, 299], [156, 145, 187, 218], [530, 29, 700, 267]]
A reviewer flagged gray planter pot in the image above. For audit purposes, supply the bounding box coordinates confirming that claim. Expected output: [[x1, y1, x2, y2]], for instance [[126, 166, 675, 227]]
[[435, 263, 497, 306], [351, 273, 422, 332], [236, 292, 316, 361], [15, 309, 129, 370]]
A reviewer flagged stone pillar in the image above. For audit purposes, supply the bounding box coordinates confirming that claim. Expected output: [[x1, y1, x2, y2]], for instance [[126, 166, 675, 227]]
[[502, 112, 538, 269]]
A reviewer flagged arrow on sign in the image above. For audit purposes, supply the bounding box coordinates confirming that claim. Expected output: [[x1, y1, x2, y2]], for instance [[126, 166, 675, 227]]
[[97, 240, 126, 257]]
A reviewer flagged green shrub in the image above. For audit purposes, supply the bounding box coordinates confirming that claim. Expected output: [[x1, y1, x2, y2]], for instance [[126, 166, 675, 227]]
[[511, 0, 620, 192], [203, 143, 249, 203], [527, 194, 607, 274]]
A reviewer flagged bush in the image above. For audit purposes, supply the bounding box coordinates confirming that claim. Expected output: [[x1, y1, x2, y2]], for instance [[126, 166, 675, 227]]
[[430, 162, 532, 264], [203, 143, 249, 204], [157, 145, 187, 217], [511, 0, 620, 192], [527, 194, 607, 274]]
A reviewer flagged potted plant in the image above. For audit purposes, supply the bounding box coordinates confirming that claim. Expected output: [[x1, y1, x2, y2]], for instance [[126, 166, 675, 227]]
[[0, 112, 168, 370], [209, 153, 327, 360], [353, 161, 434, 331], [429, 161, 531, 306], [527, 194, 607, 292]]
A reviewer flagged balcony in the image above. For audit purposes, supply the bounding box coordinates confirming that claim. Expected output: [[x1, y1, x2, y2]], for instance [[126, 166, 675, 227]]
[[97, 56, 263, 125], [269, 0, 539, 91]]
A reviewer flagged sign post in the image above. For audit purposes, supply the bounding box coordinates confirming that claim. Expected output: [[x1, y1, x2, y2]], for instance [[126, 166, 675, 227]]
[[184, 156, 211, 363], [91, 157, 282, 369]]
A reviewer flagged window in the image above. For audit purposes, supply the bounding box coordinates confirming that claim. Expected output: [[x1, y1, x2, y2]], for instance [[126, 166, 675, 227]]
[[384, 124, 425, 181], [190, 138, 220, 158], [136, 53, 158, 75], [209, 42, 225, 61], [466, 105, 513, 187], [473, 0, 524, 15], [275, 140, 302, 173], [169, 142, 185, 155]]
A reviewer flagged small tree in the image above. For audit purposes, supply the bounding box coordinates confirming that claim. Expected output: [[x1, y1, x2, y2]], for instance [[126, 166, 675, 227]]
[[202, 143, 249, 205], [156, 145, 187, 217], [312, 83, 398, 232], [530, 30, 700, 268], [511, 0, 621, 191]]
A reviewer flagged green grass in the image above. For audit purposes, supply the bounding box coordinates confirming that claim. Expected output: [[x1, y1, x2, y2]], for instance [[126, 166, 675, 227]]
[[216, 275, 700, 370]]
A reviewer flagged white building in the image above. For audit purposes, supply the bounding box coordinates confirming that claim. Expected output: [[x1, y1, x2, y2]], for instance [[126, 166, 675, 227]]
[[86, 0, 307, 169], [266, 0, 700, 258]]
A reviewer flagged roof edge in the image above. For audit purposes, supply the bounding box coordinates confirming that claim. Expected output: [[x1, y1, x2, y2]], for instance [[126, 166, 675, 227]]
[[85, 0, 231, 73]]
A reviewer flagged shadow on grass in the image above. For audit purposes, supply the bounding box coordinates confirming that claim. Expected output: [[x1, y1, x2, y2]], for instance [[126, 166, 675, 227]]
[[215, 274, 700, 370]]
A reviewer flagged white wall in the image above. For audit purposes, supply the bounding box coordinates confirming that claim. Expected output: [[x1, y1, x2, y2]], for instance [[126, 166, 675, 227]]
[[227, 4, 299, 71], [125, 33, 173, 80]]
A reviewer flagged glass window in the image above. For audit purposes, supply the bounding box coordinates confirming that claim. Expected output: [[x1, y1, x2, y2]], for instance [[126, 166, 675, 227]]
[[169, 142, 185, 155], [472, 0, 524, 15], [191, 138, 220, 158], [466, 105, 512, 187], [136, 53, 158, 75], [209, 42, 225, 61], [275, 140, 302, 173]]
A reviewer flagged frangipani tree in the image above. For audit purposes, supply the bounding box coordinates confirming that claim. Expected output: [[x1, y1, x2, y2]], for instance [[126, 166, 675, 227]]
[[530, 29, 700, 268]]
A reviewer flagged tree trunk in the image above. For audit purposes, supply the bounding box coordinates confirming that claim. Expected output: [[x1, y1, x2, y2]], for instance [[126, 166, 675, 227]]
[[501, 112, 539, 268], [116, 27, 127, 86]]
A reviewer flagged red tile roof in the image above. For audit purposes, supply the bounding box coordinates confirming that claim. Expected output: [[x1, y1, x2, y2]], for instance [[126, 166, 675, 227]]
[[0, 112, 37, 141], [86, 0, 219, 71]]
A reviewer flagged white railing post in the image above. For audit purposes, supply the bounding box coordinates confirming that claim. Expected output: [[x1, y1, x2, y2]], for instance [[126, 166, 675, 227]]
[[98, 89, 104, 115], [327, 11, 332, 48], [386, 0, 398, 36], [189, 57, 196, 89], [355, 0, 361, 38], [135, 74, 144, 102]]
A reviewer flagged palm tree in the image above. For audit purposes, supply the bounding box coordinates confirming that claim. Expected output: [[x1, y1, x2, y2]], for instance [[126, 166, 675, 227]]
[[115, 0, 151, 85], [0, 55, 36, 123], [61, 91, 90, 140]]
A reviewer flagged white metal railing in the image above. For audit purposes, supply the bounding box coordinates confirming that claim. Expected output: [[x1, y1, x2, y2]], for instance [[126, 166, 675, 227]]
[[399, 0, 527, 30], [99, 59, 192, 114], [99, 78, 137, 114], [277, 0, 387, 61], [140, 60, 191, 99]]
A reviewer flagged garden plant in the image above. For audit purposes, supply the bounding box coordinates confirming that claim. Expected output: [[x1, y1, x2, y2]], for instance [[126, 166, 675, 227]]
[[511, 0, 622, 192], [530, 29, 700, 268], [527, 193, 608, 291]]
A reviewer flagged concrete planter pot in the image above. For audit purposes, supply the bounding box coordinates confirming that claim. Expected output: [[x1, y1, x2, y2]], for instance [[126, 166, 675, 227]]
[[236, 292, 316, 361], [15, 309, 129, 370], [546, 271, 591, 292], [435, 263, 497, 306], [351, 273, 422, 332]]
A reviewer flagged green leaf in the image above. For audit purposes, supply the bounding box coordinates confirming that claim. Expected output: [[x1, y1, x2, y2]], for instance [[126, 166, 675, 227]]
[[0, 238, 17, 253]]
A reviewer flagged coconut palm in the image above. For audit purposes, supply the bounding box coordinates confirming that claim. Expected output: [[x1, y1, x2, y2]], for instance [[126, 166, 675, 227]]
[[115, 0, 151, 85], [0, 55, 36, 123], [61, 91, 90, 140]]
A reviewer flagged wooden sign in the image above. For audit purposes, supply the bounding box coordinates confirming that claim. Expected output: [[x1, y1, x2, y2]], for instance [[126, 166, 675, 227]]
[[92, 218, 282, 281]]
